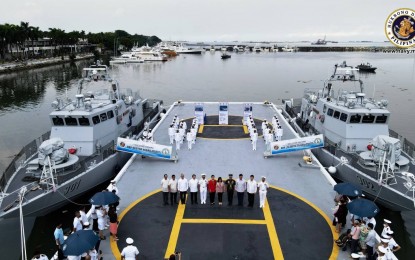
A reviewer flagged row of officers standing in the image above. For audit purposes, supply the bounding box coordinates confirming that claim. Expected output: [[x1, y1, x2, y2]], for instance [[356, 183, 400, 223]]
[[161, 173, 269, 208], [168, 115, 199, 150], [245, 115, 284, 151]]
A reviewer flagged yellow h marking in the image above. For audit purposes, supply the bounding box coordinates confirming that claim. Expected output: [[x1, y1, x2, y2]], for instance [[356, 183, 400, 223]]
[[164, 199, 186, 259], [243, 125, 249, 134], [198, 125, 204, 134], [263, 199, 284, 259]]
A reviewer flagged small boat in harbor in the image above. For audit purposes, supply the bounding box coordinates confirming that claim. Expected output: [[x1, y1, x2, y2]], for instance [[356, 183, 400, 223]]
[[356, 62, 377, 72], [221, 53, 231, 59], [281, 45, 297, 52], [253, 44, 262, 53], [174, 43, 203, 54], [110, 53, 144, 64], [311, 35, 328, 45]]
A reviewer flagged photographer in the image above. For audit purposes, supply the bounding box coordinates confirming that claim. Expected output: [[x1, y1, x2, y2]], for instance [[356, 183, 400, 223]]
[[168, 252, 181, 260]]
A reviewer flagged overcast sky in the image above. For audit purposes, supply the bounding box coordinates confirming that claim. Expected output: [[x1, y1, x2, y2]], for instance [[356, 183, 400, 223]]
[[0, 0, 413, 42]]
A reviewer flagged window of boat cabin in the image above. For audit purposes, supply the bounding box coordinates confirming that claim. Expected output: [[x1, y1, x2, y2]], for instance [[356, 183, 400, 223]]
[[107, 110, 114, 119], [100, 113, 107, 122], [327, 108, 334, 116], [52, 117, 64, 126], [350, 114, 361, 123], [323, 105, 327, 113], [79, 117, 90, 126], [333, 110, 340, 119], [362, 114, 375, 123], [92, 115, 100, 125], [340, 113, 348, 122], [375, 115, 388, 123], [65, 117, 78, 126]]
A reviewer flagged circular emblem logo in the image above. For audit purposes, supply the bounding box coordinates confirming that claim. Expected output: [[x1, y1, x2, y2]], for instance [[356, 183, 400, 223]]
[[385, 8, 415, 48], [314, 138, 321, 144], [120, 142, 125, 147], [161, 148, 170, 155]]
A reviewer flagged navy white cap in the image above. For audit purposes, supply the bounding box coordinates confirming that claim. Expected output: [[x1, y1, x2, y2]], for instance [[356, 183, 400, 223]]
[[126, 237, 134, 244], [384, 219, 392, 224]]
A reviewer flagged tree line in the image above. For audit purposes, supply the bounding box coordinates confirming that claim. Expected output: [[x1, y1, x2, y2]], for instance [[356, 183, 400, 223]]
[[0, 21, 162, 60]]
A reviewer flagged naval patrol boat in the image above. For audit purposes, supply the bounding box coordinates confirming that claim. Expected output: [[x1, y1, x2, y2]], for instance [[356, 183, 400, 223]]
[[0, 62, 163, 218], [282, 62, 415, 211]]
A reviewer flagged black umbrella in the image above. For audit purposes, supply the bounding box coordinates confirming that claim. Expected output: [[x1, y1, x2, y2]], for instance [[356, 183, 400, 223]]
[[333, 182, 362, 197], [89, 191, 119, 205], [347, 198, 380, 218], [63, 230, 99, 256]]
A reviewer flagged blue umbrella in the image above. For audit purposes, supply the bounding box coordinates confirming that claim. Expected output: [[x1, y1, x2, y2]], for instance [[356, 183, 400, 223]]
[[89, 191, 119, 205], [63, 230, 99, 256], [334, 182, 362, 197], [347, 198, 380, 218]]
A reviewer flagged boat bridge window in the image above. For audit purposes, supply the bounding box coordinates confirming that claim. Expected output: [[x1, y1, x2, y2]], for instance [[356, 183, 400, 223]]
[[107, 110, 114, 119], [92, 115, 100, 125], [350, 114, 361, 123], [323, 105, 327, 113], [375, 115, 388, 123], [327, 108, 334, 116], [340, 113, 348, 122], [65, 117, 78, 126], [79, 117, 90, 126], [333, 111, 340, 119], [100, 113, 108, 122], [362, 114, 375, 123], [52, 117, 64, 126]]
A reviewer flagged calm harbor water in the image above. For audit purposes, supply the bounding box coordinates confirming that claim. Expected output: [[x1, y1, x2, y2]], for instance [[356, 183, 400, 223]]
[[1, 51, 415, 258]]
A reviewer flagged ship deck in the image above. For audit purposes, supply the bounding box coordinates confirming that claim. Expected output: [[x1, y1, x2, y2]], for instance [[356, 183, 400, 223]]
[[101, 102, 348, 259]]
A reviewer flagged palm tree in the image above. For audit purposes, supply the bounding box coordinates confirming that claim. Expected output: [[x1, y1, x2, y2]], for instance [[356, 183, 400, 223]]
[[28, 26, 42, 57], [20, 21, 30, 59]]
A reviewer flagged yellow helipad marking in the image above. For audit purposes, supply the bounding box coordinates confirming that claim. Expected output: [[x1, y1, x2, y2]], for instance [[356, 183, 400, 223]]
[[181, 218, 266, 224], [198, 125, 204, 133], [263, 199, 284, 259], [270, 185, 339, 260], [164, 198, 187, 259], [113, 187, 339, 260], [243, 125, 249, 134], [111, 189, 161, 260]]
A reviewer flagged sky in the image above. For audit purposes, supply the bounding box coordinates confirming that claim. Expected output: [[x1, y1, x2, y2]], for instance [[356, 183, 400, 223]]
[[0, 0, 413, 42]]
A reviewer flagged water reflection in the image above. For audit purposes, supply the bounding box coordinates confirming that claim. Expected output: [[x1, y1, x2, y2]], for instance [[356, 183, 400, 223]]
[[0, 60, 91, 114]]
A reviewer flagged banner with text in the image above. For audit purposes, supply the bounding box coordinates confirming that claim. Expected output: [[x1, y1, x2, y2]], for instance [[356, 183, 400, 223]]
[[116, 137, 173, 159], [270, 134, 324, 155]]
